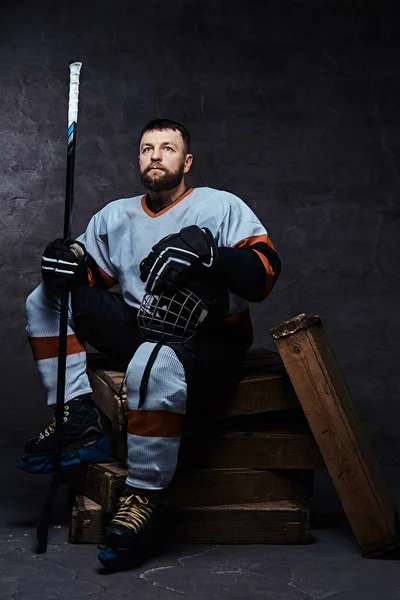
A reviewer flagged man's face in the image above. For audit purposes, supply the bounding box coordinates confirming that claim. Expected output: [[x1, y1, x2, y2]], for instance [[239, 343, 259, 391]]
[[139, 128, 193, 192]]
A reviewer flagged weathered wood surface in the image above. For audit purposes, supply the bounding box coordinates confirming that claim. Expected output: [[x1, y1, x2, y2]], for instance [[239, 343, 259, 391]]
[[69, 496, 310, 545], [87, 348, 300, 433], [88, 370, 125, 433], [68, 461, 314, 513], [271, 313, 399, 557], [168, 467, 314, 507], [167, 501, 310, 544], [179, 426, 324, 470], [69, 496, 107, 545]]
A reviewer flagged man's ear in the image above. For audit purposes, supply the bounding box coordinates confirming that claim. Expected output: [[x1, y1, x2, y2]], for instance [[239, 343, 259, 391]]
[[184, 153, 193, 173]]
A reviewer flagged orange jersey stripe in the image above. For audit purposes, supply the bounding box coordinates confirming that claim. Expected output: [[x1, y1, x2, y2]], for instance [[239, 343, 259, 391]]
[[233, 233, 277, 295], [87, 265, 117, 288], [141, 188, 194, 218], [233, 233, 277, 253], [98, 265, 117, 288], [87, 267, 96, 288], [128, 409, 183, 438], [253, 249, 275, 295], [28, 334, 86, 361]]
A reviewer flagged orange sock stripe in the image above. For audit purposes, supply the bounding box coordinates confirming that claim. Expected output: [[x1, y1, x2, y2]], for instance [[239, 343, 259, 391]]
[[28, 334, 86, 361], [128, 409, 183, 438]]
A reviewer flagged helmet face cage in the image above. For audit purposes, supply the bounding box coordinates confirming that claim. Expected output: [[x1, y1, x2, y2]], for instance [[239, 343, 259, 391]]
[[137, 288, 209, 344]]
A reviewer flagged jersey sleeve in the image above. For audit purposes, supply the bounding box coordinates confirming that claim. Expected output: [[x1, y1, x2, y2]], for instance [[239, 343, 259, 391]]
[[216, 194, 281, 300], [76, 208, 118, 289]]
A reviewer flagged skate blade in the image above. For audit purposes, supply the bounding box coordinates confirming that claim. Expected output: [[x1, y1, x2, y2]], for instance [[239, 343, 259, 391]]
[[17, 435, 113, 474], [97, 546, 143, 572]]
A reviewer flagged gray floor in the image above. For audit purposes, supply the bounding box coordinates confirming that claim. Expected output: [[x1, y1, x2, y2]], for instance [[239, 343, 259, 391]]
[[1, 446, 400, 600]]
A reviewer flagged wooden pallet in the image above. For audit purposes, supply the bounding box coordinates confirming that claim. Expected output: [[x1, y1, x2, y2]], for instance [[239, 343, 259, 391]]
[[271, 313, 399, 557], [69, 495, 311, 545]]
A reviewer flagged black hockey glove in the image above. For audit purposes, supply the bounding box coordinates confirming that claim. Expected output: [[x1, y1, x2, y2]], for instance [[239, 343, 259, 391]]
[[41, 238, 89, 289], [140, 225, 218, 295]]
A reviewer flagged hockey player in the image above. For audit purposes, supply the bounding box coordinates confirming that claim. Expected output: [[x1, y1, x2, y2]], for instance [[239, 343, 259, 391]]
[[19, 118, 281, 569]]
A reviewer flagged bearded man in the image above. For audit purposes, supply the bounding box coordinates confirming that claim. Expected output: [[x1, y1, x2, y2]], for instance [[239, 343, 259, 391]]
[[19, 118, 281, 570]]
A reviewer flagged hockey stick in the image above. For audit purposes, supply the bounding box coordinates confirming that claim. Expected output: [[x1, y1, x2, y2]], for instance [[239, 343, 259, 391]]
[[36, 61, 82, 554]]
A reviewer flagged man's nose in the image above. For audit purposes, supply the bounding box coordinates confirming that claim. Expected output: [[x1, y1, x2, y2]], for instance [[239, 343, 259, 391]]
[[151, 148, 162, 161]]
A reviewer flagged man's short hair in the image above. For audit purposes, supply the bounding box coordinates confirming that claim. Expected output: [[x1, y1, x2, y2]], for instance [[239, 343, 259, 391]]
[[139, 119, 191, 153]]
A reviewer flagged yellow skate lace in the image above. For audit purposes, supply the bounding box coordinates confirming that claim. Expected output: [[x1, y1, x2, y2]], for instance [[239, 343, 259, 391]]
[[38, 406, 70, 440], [111, 494, 156, 531]]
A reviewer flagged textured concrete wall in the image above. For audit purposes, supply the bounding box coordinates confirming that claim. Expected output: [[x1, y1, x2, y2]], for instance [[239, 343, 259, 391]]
[[1, 1, 399, 464]]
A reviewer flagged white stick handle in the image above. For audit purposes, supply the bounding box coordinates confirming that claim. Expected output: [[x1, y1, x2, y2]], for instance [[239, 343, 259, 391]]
[[68, 62, 82, 128]]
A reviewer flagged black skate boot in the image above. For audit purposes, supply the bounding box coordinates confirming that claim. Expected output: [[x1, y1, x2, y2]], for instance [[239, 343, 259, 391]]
[[18, 394, 112, 474], [98, 492, 159, 571]]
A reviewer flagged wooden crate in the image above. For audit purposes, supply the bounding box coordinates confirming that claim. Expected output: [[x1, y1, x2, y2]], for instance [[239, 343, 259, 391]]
[[69, 495, 310, 545], [271, 313, 399, 557], [67, 347, 317, 546], [67, 461, 314, 514]]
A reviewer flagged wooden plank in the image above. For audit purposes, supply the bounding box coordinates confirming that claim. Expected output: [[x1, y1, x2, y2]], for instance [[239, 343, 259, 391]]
[[69, 496, 310, 545], [223, 373, 298, 417], [69, 496, 107, 545], [271, 313, 399, 557], [168, 501, 310, 544], [179, 428, 324, 470], [70, 461, 314, 513], [167, 468, 314, 508]]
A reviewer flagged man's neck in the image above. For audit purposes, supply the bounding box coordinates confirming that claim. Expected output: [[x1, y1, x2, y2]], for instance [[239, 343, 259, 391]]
[[146, 180, 188, 213]]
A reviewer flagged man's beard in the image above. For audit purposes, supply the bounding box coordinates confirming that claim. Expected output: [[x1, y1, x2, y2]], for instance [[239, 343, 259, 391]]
[[140, 163, 185, 192]]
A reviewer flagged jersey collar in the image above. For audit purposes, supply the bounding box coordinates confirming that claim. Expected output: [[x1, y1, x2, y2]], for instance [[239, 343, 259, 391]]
[[141, 187, 194, 218]]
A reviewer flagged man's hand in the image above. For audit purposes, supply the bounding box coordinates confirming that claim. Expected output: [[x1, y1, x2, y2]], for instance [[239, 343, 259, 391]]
[[41, 238, 89, 289], [140, 225, 217, 295]]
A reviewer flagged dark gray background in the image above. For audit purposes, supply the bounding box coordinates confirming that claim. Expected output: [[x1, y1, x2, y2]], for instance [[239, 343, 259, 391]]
[[1, 0, 399, 474]]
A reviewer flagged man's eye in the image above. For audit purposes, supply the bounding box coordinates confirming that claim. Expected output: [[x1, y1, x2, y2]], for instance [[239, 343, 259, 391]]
[[164, 146, 173, 151], [143, 147, 151, 153]]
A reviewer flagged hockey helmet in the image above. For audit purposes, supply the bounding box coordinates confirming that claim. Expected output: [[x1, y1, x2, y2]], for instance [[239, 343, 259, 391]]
[[137, 280, 229, 344]]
